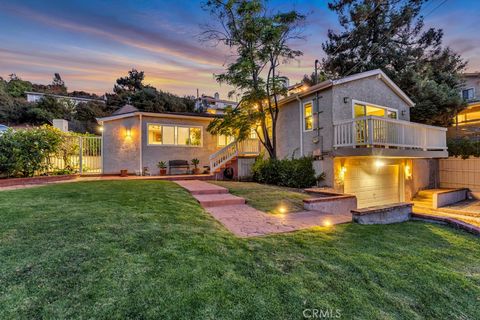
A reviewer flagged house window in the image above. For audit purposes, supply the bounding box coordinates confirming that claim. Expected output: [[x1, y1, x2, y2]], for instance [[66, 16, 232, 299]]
[[462, 88, 475, 101], [353, 102, 398, 119], [147, 124, 202, 146], [304, 102, 313, 131], [217, 135, 234, 147]]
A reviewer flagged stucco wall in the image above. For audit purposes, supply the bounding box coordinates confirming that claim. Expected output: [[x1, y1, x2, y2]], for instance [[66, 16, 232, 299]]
[[276, 89, 334, 159], [102, 116, 141, 174], [405, 159, 439, 200], [331, 76, 411, 123], [102, 114, 222, 175], [141, 116, 220, 175]]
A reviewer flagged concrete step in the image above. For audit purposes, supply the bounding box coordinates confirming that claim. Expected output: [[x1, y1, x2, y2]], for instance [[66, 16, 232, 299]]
[[174, 180, 228, 195], [412, 200, 433, 208], [193, 193, 246, 207]]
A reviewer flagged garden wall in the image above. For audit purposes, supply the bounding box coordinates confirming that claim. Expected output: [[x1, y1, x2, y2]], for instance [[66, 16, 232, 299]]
[[439, 157, 480, 196]]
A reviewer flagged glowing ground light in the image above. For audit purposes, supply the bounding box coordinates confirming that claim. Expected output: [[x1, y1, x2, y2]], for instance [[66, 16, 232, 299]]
[[323, 219, 332, 227], [278, 206, 287, 214]]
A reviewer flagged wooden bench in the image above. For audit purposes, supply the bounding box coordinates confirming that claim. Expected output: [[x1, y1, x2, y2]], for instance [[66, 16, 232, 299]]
[[169, 160, 190, 175]]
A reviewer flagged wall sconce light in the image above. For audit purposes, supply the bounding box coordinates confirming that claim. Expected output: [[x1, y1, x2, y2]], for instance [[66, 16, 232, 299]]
[[99, 126, 104, 132], [339, 165, 347, 180], [343, 97, 349, 104], [405, 164, 412, 180], [125, 128, 132, 139], [401, 109, 406, 116], [374, 159, 385, 168]]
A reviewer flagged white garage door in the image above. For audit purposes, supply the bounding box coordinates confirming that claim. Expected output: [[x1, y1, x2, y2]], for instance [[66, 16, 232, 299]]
[[344, 163, 400, 208]]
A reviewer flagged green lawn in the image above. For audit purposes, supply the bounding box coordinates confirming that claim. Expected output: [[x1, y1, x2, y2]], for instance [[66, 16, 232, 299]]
[[0, 180, 479, 319], [211, 181, 310, 214]]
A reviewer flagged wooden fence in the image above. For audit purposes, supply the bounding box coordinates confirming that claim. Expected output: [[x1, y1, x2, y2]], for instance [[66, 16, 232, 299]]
[[439, 157, 480, 193]]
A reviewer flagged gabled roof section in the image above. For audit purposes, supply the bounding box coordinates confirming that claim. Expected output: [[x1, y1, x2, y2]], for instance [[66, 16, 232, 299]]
[[278, 69, 415, 107], [112, 104, 139, 115], [332, 69, 415, 107]]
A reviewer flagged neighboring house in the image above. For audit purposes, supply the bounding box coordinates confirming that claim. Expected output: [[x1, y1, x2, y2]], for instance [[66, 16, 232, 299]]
[[98, 69, 448, 208], [272, 69, 447, 208], [97, 104, 259, 176], [448, 72, 480, 139], [194, 93, 237, 115], [26, 91, 105, 106]]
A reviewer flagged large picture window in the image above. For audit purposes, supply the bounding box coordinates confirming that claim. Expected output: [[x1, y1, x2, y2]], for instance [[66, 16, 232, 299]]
[[353, 101, 398, 119], [147, 124, 202, 146]]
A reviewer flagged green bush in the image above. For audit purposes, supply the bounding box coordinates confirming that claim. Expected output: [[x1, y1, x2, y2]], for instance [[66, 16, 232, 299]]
[[0, 126, 63, 177], [447, 138, 480, 159], [252, 155, 317, 188]]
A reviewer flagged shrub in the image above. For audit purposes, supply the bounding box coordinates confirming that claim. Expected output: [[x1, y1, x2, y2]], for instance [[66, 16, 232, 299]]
[[447, 138, 480, 159], [252, 155, 317, 188], [0, 126, 63, 177]]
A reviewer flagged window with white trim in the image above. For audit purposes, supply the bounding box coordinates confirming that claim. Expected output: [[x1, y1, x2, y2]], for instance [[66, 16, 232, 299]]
[[217, 135, 234, 147], [147, 124, 202, 146], [462, 88, 475, 101], [304, 102, 313, 131]]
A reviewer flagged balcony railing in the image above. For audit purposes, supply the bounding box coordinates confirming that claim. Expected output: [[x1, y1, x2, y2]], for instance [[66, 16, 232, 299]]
[[209, 138, 261, 172], [333, 116, 447, 151]]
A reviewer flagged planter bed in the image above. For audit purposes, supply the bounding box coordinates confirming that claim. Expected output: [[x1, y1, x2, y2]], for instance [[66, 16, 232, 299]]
[[0, 174, 79, 188]]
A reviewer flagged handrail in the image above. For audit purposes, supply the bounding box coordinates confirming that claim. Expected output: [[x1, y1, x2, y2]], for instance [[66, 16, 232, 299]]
[[209, 138, 260, 172], [334, 116, 448, 131], [333, 116, 447, 150]]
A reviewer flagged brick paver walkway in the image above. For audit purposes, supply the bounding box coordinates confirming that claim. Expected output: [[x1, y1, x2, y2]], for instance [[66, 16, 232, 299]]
[[175, 180, 351, 237]]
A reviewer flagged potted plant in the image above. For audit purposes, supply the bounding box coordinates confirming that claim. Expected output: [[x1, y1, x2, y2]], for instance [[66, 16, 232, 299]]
[[191, 158, 200, 174], [120, 169, 128, 177], [157, 161, 167, 175]]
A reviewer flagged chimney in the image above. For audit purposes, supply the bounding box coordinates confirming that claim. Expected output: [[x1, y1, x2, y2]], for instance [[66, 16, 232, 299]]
[[214, 92, 220, 100], [53, 119, 68, 132]]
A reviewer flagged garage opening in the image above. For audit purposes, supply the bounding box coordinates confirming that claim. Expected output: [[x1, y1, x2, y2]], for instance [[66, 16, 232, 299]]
[[342, 159, 403, 208]]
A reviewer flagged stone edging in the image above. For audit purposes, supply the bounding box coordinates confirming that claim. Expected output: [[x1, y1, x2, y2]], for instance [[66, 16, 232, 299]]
[[0, 174, 79, 187], [411, 213, 480, 236]]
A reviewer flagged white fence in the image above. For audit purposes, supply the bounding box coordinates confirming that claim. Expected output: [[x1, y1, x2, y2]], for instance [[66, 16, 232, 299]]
[[333, 116, 447, 150], [48, 136, 102, 174]]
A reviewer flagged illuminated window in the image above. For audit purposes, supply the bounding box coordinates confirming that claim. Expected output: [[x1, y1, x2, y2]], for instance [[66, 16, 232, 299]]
[[249, 128, 258, 139], [147, 124, 202, 146], [304, 102, 313, 131], [354, 102, 397, 119], [218, 135, 234, 146]]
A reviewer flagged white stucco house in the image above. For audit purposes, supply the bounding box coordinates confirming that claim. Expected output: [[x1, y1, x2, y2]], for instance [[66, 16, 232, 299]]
[[26, 91, 105, 106]]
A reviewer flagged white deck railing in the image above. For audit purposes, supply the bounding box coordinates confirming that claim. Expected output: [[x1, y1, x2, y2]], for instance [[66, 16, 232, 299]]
[[209, 138, 260, 172], [333, 116, 447, 150]]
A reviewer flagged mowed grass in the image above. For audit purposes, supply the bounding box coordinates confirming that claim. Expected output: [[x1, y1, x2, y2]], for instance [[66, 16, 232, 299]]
[[0, 180, 479, 319], [211, 181, 310, 214]]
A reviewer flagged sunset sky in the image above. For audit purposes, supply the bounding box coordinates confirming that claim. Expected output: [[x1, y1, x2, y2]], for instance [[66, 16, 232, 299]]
[[0, 0, 478, 98]]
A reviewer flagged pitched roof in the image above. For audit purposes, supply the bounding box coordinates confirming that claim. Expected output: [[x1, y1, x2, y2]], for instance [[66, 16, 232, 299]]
[[97, 110, 220, 124], [112, 104, 139, 115], [279, 69, 415, 107]]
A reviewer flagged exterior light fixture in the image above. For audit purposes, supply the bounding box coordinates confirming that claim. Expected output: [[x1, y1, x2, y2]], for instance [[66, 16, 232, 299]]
[[339, 165, 347, 180], [278, 206, 287, 214], [99, 126, 104, 132], [343, 97, 349, 104], [405, 164, 412, 180], [323, 219, 332, 227], [125, 128, 132, 139], [374, 159, 385, 168]]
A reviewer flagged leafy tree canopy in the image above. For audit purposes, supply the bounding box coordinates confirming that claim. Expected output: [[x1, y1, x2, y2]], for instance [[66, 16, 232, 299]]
[[202, 0, 305, 159], [322, 0, 466, 126]]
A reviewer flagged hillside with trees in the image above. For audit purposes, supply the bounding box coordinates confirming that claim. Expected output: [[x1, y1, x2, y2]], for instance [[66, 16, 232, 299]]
[[0, 70, 196, 134]]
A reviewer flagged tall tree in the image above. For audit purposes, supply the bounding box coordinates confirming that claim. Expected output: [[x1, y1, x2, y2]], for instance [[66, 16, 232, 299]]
[[113, 69, 145, 94], [322, 0, 466, 126], [202, 0, 305, 159]]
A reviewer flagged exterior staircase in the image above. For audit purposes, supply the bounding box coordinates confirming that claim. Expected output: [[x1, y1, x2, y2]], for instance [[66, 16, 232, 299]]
[[174, 180, 245, 207], [209, 138, 260, 173], [412, 190, 434, 209]]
